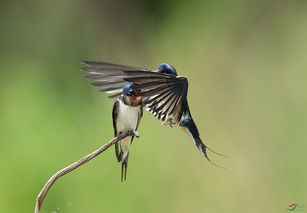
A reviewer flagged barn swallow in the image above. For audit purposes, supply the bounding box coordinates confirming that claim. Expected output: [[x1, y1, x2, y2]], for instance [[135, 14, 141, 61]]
[[112, 83, 143, 181], [81, 61, 226, 168]]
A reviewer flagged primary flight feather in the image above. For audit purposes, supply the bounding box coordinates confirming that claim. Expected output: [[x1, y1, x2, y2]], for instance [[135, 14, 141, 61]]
[[81, 61, 226, 168]]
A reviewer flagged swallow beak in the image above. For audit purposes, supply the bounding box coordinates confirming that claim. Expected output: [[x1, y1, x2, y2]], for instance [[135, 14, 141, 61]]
[[155, 69, 162, 73]]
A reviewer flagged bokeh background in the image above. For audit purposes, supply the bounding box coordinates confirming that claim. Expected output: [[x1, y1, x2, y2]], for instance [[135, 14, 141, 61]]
[[1, 0, 307, 212]]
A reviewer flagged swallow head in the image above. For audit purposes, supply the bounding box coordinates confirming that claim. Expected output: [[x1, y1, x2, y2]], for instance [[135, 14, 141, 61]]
[[156, 63, 177, 76], [122, 83, 142, 106], [123, 83, 135, 96], [122, 83, 141, 97]]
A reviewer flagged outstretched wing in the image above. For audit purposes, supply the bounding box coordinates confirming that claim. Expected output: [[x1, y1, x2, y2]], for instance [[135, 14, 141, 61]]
[[81, 61, 188, 124]]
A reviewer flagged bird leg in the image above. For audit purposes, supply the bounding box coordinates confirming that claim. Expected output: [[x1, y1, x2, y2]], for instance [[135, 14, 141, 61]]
[[161, 118, 176, 127], [131, 130, 141, 138]]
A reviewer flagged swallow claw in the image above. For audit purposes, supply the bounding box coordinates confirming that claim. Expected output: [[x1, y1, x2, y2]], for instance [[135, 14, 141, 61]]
[[161, 118, 176, 127], [132, 130, 141, 138]]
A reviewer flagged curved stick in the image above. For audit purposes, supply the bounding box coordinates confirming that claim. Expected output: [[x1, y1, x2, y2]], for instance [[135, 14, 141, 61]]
[[35, 131, 135, 213]]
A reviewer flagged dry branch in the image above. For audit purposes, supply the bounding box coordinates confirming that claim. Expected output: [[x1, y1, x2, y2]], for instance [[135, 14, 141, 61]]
[[35, 131, 136, 213]]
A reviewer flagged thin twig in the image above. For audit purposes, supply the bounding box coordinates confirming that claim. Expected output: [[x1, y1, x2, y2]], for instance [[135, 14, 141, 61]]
[[35, 131, 135, 213]]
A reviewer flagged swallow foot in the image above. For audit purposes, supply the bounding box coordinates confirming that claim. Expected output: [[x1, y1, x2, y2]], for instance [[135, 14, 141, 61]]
[[132, 130, 141, 138], [161, 119, 176, 127]]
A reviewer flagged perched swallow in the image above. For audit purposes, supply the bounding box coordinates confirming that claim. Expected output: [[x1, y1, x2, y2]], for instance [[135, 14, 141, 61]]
[[81, 61, 226, 167], [112, 83, 143, 181]]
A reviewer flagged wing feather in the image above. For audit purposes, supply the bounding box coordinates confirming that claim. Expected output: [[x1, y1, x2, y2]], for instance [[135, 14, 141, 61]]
[[81, 61, 188, 124]]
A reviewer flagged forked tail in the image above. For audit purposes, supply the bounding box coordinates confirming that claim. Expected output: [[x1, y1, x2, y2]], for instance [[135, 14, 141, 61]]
[[180, 112, 230, 169], [121, 154, 129, 182]]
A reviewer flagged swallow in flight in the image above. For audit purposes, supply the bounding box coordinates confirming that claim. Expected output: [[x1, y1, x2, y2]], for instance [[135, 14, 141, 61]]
[[112, 83, 143, 181], [81, 61, 226, 168]]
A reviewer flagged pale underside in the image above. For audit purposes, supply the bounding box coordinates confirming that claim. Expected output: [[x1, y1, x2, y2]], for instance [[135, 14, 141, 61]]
[[116, 100, 141, 161]]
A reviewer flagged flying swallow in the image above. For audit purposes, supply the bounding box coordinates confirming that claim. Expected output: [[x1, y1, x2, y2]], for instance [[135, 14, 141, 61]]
[[81, 61, 226, 168], [112, 83, 143, 181]]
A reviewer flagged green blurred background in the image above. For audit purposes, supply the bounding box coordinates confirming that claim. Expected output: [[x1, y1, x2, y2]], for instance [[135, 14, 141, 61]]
[[1, 0, 307, 212]]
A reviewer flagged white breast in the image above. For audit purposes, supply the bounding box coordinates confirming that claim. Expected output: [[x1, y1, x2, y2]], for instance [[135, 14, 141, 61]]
[[116, 100, 141, 156], [116, 100, 140, 134]]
